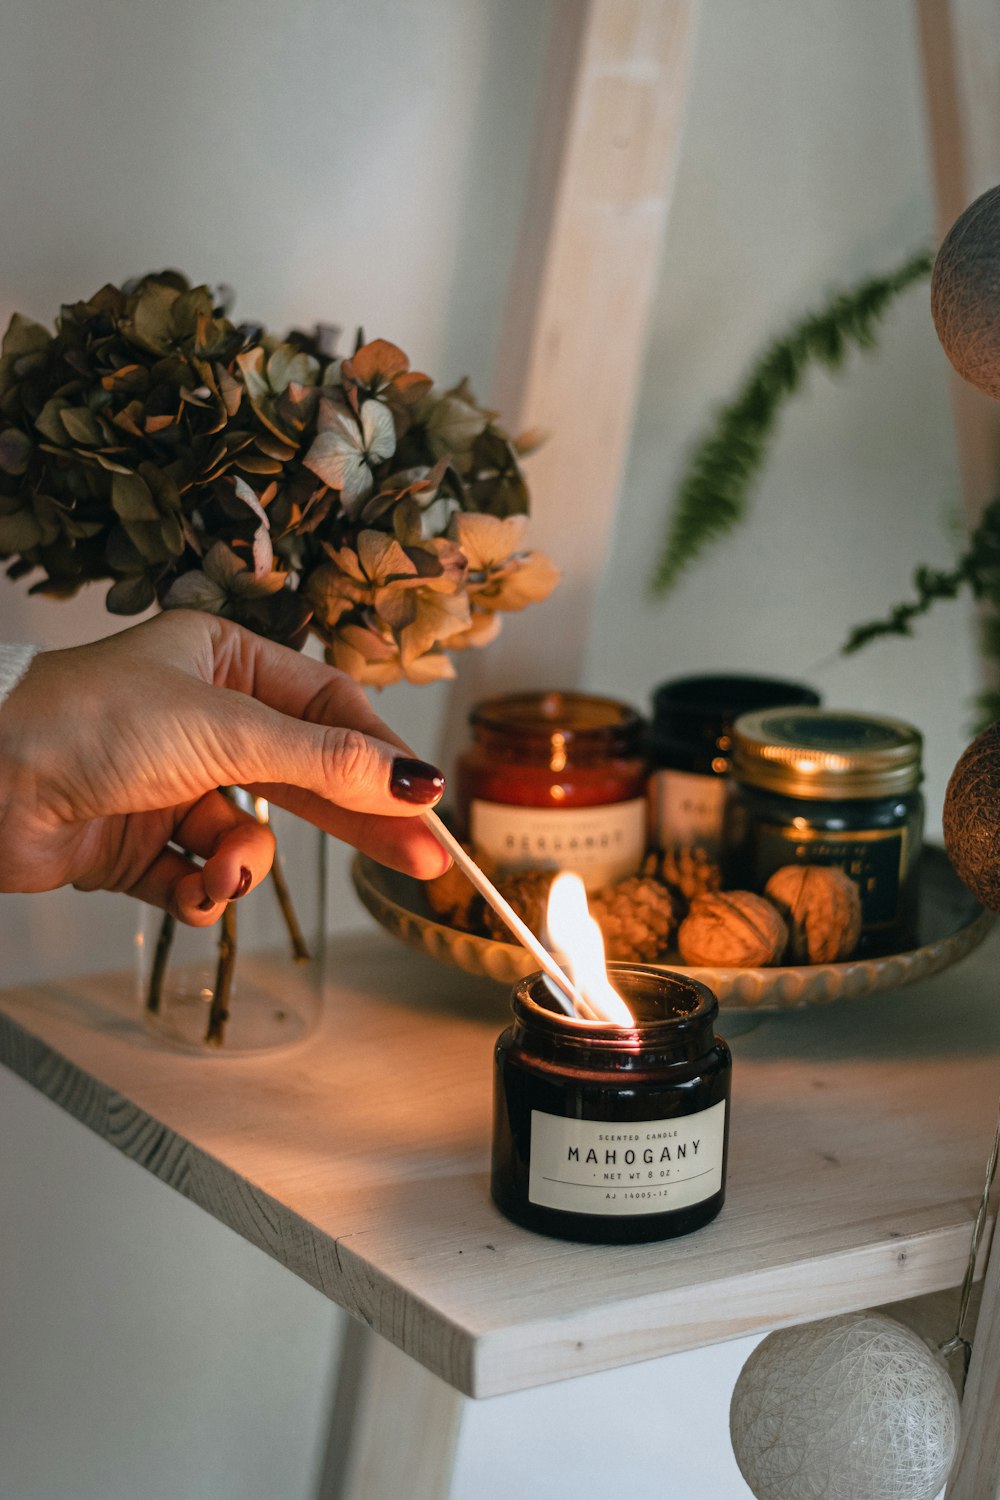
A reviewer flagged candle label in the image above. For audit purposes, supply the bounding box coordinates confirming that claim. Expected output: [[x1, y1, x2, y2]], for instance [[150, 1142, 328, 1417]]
[[470, 797, 647, 889], [528, 1101, 726, 1216], [650, 769, 728, 855]]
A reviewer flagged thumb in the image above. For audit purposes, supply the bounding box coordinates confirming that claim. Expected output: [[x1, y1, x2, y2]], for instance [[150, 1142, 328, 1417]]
[[195, 683, 446, 816]]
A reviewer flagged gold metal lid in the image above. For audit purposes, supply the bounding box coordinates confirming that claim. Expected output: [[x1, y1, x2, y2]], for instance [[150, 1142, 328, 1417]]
[[731, 708, 923, 800]]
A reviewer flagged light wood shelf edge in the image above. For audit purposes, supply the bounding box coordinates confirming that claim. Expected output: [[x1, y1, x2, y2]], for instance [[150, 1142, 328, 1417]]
[[1, 1004, 990, 1399]]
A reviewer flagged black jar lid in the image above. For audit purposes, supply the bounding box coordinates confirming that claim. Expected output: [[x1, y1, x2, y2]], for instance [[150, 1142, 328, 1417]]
[[649, 673, 821, 765]]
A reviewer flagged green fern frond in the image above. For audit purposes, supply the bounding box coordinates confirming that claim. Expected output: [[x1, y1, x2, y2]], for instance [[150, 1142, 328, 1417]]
[[650, 248, 935, 598], [842, 495, 1000, 732]]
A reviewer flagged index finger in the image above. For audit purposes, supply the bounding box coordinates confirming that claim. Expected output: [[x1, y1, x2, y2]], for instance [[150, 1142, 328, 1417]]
[[206, 617, 415, 753]]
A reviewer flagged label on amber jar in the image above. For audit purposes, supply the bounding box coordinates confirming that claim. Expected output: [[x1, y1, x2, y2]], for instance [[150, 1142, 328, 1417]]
[[470, 797, 647, 889], [650, 769, 728, 855], [529, 1101, 726, 1216]]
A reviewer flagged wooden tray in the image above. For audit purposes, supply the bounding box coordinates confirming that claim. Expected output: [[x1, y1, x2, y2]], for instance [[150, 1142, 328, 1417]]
[[351, 844, 993, 1012]]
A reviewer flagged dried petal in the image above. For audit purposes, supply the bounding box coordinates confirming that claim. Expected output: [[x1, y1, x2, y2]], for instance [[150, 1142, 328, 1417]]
[[304, 399, 395, 512], [163, 570, 228, 613], [404, 651, 456, 684], [473, 550, 560, 612], [343, 339, 409, 390], [450, 511, 527, 570], [107, 574, 157, 614], [112, 471, 159, 523], [0, 428, 31, 475], [2, 312, 51, 361], [267, 345, 320, 394], [357, 529, 418, 586], [398, 590, 471, 666], [422, 393, 487, 458]]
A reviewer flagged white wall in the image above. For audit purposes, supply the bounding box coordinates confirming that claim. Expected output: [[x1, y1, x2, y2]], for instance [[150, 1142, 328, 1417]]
[[587, 0, 978, 834], [0, 2, 975, 1498]]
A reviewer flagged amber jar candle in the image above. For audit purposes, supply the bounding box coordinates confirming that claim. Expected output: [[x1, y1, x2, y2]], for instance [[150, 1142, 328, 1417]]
[[492, 966, 731, 1244], [456, 692, 648, 890]]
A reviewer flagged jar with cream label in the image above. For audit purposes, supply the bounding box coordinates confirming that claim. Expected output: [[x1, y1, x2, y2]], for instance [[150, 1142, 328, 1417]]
[[491, 966, 731, 1243], [456, 692, 648, 890]]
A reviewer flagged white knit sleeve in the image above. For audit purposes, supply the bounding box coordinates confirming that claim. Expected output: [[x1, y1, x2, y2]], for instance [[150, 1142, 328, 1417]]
[[0, 644, 39, 709]]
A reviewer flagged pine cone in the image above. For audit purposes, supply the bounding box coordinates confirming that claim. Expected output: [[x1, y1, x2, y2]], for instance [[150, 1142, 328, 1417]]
[[588, 875, 679, 962], [482, 870, 555, 941], [424, 844, 491, 932], [644, 845, 721, 904]]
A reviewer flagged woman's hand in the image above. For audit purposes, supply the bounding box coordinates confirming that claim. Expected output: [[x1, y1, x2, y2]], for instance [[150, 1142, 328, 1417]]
[[0, 611, 450, 923]]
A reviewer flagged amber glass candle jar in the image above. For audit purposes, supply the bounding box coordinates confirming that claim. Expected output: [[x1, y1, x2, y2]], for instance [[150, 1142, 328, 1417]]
[[492, 966, 731, 1244], [456, 692, 648, 890]]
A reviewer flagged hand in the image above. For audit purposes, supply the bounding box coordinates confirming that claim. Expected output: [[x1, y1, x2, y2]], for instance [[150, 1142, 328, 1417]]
[[0, 611, 450, 922]]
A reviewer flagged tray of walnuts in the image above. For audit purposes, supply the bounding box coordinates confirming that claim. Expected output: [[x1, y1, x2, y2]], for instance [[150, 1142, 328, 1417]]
[[351, 843, 993, 1012]]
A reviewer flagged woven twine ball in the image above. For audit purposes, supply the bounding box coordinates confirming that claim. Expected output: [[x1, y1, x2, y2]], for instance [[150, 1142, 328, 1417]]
[[931, 181, 1000, 400], [729, 1313, 960, 1500]]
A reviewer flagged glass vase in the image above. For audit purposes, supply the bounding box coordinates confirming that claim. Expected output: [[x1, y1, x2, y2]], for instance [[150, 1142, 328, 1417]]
[[136, 798, 326, 1054]]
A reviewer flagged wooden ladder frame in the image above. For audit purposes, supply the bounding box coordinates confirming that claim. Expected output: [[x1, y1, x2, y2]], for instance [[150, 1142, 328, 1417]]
[[917, 9, 1000, 1488]]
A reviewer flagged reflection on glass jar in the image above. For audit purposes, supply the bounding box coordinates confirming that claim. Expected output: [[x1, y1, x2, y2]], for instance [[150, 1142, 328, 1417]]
[[456, 692, 648, 890], [728, 708, 924, 956]]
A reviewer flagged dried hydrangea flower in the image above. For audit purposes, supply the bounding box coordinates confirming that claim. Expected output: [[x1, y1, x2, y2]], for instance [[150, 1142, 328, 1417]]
[[0, 272, 559, 680]]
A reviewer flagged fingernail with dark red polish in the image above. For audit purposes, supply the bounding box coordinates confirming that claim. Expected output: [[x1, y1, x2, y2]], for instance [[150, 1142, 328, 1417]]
[[197, 894, 215, 912], [390, 757, 446, 806], [231, 866, 252, 900]]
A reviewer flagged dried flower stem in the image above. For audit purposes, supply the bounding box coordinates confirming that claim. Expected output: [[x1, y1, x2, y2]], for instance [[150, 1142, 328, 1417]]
[[205, 903, 237, 1046], [144, 795, 310, 1043], [145, 911, 176, 1016], [268, 856, 311, 963], [250, 795, 311, 962]]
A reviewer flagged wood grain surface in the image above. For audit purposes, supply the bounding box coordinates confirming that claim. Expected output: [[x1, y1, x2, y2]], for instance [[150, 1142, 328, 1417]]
[[1, 927, 997, 1398]]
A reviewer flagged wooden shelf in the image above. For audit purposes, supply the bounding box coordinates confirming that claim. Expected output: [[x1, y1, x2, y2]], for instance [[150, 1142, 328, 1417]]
[[1, 927, 997, 1398]]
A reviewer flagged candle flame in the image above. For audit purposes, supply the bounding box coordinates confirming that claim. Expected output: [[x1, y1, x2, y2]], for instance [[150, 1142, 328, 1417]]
[[545, 873, 635, 1025]]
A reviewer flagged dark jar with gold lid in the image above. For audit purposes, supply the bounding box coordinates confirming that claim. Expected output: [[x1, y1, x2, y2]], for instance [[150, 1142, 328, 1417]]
[[491, 966, 731, 1244], [728, 707, 924, 956]]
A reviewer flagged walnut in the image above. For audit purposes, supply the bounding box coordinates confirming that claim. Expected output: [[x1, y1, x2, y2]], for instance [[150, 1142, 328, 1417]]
[[424, 844, 492, 932], [677, 890, 788, 967], [764, 864, 862, 963], [588, 875, 680, 963]]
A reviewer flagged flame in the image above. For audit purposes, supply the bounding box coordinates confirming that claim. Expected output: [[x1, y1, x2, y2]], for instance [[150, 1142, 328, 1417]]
[[545, 873, 634, 1025]]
